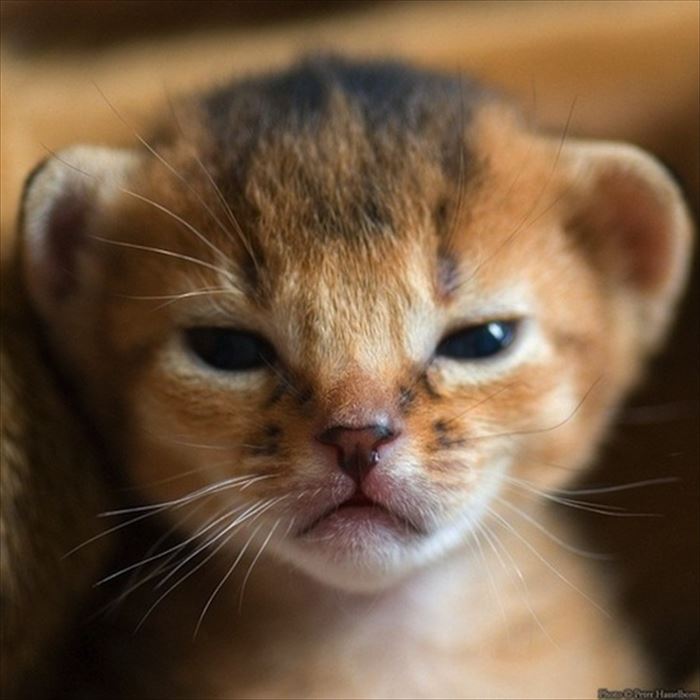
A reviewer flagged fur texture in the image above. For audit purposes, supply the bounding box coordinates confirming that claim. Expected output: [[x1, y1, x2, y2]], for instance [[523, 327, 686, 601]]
[[16, 57, 695, 698], [0, 258, 111, 699]]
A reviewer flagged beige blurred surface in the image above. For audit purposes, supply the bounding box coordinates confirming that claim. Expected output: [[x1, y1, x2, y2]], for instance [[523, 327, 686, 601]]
[[2, 1, 698, 238], [1, 0, 698, 682]]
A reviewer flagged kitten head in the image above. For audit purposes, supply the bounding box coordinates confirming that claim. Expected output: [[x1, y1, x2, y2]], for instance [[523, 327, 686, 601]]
[[21, 58, 693, 592]]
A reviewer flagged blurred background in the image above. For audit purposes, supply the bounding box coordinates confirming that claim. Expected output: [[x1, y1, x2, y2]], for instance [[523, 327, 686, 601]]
[[1, 0, 698, 684]]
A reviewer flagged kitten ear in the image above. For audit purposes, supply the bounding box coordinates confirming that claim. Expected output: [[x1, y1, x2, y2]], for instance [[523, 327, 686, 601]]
[[563, 141, 694, 350], [21, 145, 139, 318]]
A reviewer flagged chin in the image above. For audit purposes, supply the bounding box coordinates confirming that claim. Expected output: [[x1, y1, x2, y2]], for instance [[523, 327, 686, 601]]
[[271, 509, 474, 594]]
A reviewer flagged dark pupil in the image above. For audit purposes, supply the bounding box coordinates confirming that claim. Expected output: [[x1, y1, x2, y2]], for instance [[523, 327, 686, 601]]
[[437, 321, 516, 360], [185, 328, 273, 371]]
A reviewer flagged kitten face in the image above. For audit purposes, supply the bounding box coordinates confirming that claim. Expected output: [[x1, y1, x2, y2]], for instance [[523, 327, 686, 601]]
[[61, 115, 616, 592], [22, 60, 692, 593]]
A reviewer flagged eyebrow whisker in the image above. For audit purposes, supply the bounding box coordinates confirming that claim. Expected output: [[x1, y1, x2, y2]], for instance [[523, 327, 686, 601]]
[[92, 81, 241, 258], [164, 90, 263, 282], [91, 237, 238, 286]]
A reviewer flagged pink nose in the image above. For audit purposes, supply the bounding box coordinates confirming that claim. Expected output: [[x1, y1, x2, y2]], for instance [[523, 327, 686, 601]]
[[317, 424, 399, 483]]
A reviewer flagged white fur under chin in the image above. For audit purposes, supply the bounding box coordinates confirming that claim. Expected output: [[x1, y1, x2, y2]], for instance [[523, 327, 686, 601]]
[[269, 476, 505, 594]]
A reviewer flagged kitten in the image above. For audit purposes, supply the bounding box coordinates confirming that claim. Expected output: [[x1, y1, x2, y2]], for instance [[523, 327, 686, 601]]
[[20, 57, 693, 698]]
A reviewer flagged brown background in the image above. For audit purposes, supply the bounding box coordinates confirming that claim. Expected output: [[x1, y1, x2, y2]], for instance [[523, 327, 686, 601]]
[[1, 0, 698, 683]]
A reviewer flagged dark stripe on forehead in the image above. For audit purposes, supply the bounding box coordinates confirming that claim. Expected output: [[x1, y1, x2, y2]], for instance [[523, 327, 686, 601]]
[[201, 56, 487, 138], [197, 56, 490, 235], [148, 57, 499, 300]]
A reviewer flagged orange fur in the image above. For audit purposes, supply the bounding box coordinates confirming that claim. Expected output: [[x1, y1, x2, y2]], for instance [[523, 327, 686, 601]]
[[17, 57, 695, 698]]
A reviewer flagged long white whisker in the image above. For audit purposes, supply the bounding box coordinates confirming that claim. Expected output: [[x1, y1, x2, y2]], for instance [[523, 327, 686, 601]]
[[459, 96, 577, 288], [116, 186, 233, 267], [479, 520, 558, 647], [469, 377, 603, 443], [116, 288, 231, 302], [192, 153, 262, 273], [550, 477, 679, 496], [503, 476, 625, 510], [41, 147, 237, 285], [493, 496, 612, 560], [442, 383, 515, 429], [501, 478, 660, 517], [102, 474, 270, 516], [92, 81, 239, 253], [92, 236, 236, 285], [99, 498, 212, 616], [487, 506, 610, 618], [76, 472, 269, 560], [119, 463, 237, 491], [96, 502, 249, 586], [282, 516, 297, 538], [64, 507, 167, 558], [133, 497, 279, 632], [470, 523, 508, 630], [117, 288, 236, 313], [237, 519, 280, 613], [165, 95, 262, 277], [194, 523, 263, 637], [154, 496, 284, 591]]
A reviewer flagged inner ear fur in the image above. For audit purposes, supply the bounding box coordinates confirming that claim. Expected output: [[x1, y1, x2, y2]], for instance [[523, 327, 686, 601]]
[[20, 145, 139, 319], [562, 140, 694, 351]]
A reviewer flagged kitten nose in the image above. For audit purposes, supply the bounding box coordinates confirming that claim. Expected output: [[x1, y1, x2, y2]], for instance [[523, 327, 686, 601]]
[[317, 423, 399, 483]]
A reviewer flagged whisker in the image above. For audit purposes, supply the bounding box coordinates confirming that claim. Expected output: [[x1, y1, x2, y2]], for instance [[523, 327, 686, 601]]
[[442, 383, 516, 429], [502, 475, 626, 511], [154, 496, 283, 590], [116, 186, 233, 269], [237, 518, 280, 612], [96, 502, 249, 586], [194, 523, 263, 637], [517, 474, 679, 497], [239, 474, 278, 491], [501, 138, 536, 203], [444, 73, 467, 253], [487, 506, 610, 618], [493, 496, 612, 560], [133, 497, 281, 632], [469, 377, 603, 442], [261, 355, 306, 402], [479, 520, 557, 647], [115, 288, 238, 313], [501, 477, 661, 517], [118, 463, 235, 492], [64, 507, 167, 558], [92, 235, 236, 285], [470, 524, 508, 629], [99, 498, 212, 617], [139, 418, 274, 451], [192, 154, 262, 275], [282, 516, 297, 538], [164, 91, 263, 279], [69, 474, 269, 557], [141, 436, 240, 451], [115, 288, 231, 302], [456, 96, 578, 291], [43, 145, 240, 287], [92, 82, 239, 261], [101, 474, 271, 516]]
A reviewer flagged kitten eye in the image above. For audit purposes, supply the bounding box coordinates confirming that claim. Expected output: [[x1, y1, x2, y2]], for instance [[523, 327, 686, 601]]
[[184, 328, 275, 371], [437, 321, 517, 360]]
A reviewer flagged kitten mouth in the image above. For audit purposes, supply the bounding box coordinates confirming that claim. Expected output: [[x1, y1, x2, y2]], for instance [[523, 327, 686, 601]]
[[338, 493, 375, 508], [297, 492, 421, 537]]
